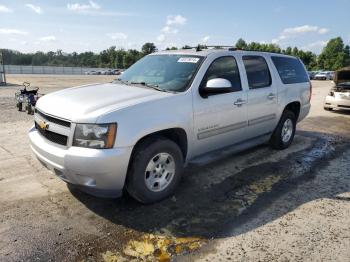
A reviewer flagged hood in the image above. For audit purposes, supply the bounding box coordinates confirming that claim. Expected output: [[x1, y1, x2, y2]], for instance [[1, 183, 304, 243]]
[[334, 67, 350, 85], [36, 82, 170, 122]]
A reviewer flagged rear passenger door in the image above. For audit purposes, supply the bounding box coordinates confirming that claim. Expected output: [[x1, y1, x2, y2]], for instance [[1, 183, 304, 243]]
[[242, 55, 278, 138]]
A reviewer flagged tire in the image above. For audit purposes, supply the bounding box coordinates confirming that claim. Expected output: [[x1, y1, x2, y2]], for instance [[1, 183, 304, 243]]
[[27, 104, 32, 115], [269, 110, 296, 150], [126, 137, 184, 204], [18, 102, 22, 111], [324, 107, 333, 111]]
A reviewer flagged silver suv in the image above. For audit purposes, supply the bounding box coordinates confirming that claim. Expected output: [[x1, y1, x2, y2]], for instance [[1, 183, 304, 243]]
[[29, 48, 311, 203]]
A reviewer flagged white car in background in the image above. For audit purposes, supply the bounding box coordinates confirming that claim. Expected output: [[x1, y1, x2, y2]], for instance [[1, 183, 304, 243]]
[[314, 71, 332, 80], [324, 67, 350, 111]]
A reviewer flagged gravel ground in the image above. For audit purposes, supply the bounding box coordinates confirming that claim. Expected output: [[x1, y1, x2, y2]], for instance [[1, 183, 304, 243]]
[[0, 75, 349, 261]]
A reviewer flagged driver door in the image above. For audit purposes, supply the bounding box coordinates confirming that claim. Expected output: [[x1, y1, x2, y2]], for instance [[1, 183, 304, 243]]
[[192, 56, 248, 155]]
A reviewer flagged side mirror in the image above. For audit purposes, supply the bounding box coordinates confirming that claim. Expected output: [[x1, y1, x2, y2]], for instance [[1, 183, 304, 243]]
[[202, 78, 232, 95]]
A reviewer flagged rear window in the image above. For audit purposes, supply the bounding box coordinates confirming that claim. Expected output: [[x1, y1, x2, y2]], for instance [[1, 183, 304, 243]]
[[271, 56, 309, 84]]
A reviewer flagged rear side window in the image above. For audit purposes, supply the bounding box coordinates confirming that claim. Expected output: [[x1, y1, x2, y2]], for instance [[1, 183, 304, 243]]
[[271, 56, 309, 84], [243, 56, 272, 89], [202, 56, 242, 92]]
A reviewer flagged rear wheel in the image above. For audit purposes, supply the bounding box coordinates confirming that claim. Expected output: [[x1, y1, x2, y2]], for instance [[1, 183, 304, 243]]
[[27, 103, 32, 114], [270, 110, 296, 150], [126, 137, 184, 204], [17, 102, 22, 111]]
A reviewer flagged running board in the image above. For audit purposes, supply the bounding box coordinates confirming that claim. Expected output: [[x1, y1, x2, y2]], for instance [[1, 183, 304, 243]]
[[188, 133, 272, 167]]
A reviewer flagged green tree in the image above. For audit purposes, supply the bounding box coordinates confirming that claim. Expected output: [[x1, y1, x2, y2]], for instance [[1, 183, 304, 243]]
[[247, 42, 261, 51], [123, 52, 135, 68], [32, 51, 48, 66], [141, 43, 157, 55], [344, 45, 350, 66], [284, 47, 292, 55], [235, 38, 248, 49], [297, 50, 317, 70], [318, 37, 347, 70], [115, 50, 125, 69], [292, 47, 299, 57], [106, 46, 117, 68]]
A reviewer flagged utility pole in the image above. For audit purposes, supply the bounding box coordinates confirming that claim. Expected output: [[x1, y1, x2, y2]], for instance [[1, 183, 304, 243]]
[[0, 51, 6, 86]]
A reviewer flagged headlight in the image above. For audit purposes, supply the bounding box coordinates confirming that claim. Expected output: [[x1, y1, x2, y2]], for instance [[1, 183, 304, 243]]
[[73, 123, 117, 149]]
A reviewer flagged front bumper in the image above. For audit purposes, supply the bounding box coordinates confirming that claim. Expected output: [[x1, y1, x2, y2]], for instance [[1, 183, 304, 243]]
[[324, 95, 350, 111], [28, 125, 133, 197]]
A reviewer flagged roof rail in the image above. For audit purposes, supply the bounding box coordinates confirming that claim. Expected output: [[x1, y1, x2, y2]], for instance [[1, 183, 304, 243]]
[[182, 45, 241, 52]]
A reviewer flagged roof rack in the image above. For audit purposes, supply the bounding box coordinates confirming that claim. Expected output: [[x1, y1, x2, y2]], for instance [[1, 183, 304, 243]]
[[182, 45, 241, 52]]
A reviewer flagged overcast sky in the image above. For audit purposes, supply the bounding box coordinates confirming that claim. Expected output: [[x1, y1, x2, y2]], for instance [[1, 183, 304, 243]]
[[0, 0, 349, 54]]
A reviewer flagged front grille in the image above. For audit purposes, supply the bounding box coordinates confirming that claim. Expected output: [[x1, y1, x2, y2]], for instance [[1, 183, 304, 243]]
[[35, 122, 68, 146], [35, 109, 71, 127]]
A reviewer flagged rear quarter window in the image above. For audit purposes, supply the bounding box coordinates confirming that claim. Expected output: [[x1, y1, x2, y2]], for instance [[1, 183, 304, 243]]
[[271, 56, 309, 84]]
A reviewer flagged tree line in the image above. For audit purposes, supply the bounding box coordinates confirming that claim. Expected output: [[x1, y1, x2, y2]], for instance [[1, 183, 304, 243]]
[[233, 37, 350, 71], [1, 37, 349, 71], [0, 43, 156, 69]]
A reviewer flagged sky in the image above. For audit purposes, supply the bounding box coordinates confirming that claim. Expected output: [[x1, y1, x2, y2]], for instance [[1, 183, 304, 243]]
[[0, 0, 349, 54]]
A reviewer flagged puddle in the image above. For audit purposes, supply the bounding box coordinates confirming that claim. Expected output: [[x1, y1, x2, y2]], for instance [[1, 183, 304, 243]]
[[101, 234, 205, 261]]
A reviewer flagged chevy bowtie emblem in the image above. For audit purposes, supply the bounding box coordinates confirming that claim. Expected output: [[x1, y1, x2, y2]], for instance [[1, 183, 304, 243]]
[[39, 121, 49, 130]]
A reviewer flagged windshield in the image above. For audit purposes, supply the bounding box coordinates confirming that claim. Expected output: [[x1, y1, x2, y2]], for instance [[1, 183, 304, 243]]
[[116, 54, 203, 92]]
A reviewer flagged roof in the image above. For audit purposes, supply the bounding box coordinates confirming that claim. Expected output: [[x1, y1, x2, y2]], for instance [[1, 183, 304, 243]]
[[153, 48, 296, 59]]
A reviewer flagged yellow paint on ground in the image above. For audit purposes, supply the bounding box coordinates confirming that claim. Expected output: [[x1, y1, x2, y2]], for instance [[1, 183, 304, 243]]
[[120, 233, 205, 261], [249, 175, 281, 194], [123, 239, 155, 259], [102, 251, 126, 262]]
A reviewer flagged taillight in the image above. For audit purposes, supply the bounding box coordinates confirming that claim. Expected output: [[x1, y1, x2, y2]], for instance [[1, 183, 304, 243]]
[[309, 81, 312, 102]]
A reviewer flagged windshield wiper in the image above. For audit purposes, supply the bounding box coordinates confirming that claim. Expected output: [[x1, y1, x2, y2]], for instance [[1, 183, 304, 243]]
[[130, 82, 170, 93]]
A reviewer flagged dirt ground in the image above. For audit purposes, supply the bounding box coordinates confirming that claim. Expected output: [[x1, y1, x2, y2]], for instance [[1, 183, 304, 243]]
[[0, 75, 349, 262]]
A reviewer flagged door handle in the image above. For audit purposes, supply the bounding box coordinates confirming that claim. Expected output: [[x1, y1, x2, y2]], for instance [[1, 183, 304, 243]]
[[267, 93, 276, 100], [234, 98, 247, 106]]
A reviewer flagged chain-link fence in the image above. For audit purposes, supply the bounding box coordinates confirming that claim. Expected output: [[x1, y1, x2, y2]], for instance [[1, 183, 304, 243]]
[[4, 65, 113, 75]]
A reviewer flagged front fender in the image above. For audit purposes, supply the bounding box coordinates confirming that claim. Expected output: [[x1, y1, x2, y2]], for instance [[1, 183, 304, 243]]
[[97, 93, 194, 149]]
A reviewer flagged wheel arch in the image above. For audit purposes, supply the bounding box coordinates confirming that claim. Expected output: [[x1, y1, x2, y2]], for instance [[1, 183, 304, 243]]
[[283, 101, 301, 120], [130, 127, 188, 161]]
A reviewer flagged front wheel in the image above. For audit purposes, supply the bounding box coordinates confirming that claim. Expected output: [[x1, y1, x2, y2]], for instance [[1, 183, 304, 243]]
[[269, 110, 296, 150], [126, 137, 184, 204]]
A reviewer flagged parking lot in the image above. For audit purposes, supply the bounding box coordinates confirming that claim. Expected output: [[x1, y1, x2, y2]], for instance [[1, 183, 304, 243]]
[[0, 75, 349, 261]]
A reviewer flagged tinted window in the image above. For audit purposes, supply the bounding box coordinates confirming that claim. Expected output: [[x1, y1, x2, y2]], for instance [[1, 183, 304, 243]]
[[271, 56, 309, 84], [202, 56, 242, 92], [243, 56, 272, 89]]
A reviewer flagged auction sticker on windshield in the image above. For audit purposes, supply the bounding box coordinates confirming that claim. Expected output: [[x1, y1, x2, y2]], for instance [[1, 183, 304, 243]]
[[178, 57, 200, 63]]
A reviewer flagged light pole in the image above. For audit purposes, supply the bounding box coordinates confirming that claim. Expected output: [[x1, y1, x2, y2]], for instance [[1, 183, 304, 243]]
[[0, 51, 6, 86]]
